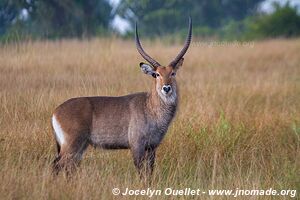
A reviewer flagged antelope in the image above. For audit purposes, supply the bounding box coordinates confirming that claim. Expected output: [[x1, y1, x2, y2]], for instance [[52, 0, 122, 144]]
[[52, 18, 192, 177]]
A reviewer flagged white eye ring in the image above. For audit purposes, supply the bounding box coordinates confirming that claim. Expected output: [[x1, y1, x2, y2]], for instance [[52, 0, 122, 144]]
[[171, 72, 176, 77]]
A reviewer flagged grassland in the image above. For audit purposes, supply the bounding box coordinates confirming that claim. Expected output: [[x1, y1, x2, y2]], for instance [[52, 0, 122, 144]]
[[0, 38, 299, 200]]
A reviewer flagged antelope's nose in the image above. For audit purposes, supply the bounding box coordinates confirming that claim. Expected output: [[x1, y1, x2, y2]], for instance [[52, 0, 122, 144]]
[[162, 85, 171, 93]]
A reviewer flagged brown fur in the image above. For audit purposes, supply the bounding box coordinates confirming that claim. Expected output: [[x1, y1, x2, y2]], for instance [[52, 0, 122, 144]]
[[52, 59, 185, 179]]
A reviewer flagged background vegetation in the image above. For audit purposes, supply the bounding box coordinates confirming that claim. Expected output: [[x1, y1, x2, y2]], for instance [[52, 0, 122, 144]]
[[1, 0, 300, 41], [0, 0, 299, 199], [0, 38, 299, 199]]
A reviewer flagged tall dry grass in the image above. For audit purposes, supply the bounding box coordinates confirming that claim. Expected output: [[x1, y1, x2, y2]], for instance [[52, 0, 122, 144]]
[[0, 38, 299, 199]]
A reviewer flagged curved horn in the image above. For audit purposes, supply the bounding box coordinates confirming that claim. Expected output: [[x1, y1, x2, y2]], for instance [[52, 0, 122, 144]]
[[135, 22, 161, 68], [169, 17, 192, 67]]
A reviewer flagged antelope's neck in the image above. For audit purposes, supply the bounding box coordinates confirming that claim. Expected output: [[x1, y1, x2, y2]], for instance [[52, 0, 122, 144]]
[[147, 82, 178, 121]]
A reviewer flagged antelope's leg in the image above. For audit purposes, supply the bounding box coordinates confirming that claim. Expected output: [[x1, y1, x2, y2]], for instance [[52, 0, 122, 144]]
[[131, 145, 146, 177], [52, 134, 89, 175], [145, 148, 156, 177]]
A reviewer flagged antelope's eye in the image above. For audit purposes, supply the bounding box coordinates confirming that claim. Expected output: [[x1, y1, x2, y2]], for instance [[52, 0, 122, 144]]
[[171, 72, 176, 76], [152, 73, 159, 78]]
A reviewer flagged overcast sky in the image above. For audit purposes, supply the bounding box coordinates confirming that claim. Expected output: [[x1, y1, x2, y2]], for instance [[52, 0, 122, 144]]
[[110, 0, 300, 34]]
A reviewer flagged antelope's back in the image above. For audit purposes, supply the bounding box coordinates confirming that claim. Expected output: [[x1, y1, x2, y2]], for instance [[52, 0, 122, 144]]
[[53, 93, 148, 149]]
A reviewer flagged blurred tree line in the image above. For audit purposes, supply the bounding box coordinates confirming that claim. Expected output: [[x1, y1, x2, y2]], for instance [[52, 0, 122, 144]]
[[1, 0, 300, 41], [0, 0, 113, 40], [117, 0, 263, 36]]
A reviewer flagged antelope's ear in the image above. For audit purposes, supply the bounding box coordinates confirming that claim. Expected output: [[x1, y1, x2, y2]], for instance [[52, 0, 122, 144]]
[[140, 62, 156, 76], [173, 58, 184, 71]]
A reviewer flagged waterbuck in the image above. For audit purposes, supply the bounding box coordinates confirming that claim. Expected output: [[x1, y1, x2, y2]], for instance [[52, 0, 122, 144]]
[[52, 18, 192, 177]]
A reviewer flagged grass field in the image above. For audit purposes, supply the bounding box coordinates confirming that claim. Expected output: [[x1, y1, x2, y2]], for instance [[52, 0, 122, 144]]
[[0, 38, 299, 199]]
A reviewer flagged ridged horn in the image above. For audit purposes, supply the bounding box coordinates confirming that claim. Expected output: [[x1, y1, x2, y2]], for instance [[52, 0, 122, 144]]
[[135, 22, 161, 68], [169, 17, 192, 67]]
